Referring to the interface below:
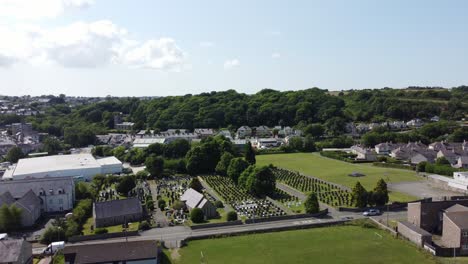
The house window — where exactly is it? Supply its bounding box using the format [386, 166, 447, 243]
[463, 244, 468, 250]
[49, 199, 53, 204]
[463, 231, 468, 237]
[59, 199, 63, 204]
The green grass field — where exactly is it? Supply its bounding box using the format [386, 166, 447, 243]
[257, 153, 421, 202]
[82, 217, 138, 235]
[165, 225, 436, 264]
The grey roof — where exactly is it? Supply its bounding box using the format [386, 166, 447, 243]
[94, 198, 142, 219]
[399, 221, 432, 236]
[63, 240, 158, 264]
[15, 189, 41, 213]
[0, 239, 27, 262]
[180, 188, 204, 209]
[445, 211, 468, 230]
[0, 177, 74, 199]
[0, 191, 15, 206]
[445, 204, 468, 213]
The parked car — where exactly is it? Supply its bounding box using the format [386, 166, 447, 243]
[43, 241, 65, 255]
[363, 209, 380, 216]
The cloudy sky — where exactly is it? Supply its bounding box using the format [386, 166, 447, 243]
[0, 0, 467, 96]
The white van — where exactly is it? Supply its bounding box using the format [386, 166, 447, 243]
[43, 241, 65, 255]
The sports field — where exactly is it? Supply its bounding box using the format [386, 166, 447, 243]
[165, 224, 435, 264]
[257, 153, 421, 202]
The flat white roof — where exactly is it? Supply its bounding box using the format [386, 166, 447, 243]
[12, 154, 101, 176]
[96, 156, 122, 166]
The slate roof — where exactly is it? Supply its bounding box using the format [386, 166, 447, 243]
[445, 211, 468, 230]
[0, 191, 15, 206]
[0, 239, 27, 262]
[63, 240, 158, 264]
[445, 204, 468, 213]
[94, 197, 142, 219]
[180, 188, 204, 209]
[15, 190, 41, 213]
[0, 177, 74, 199]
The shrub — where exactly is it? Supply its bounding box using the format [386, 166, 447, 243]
[226, 211, 238, 221]
[139, 221, 151, 231]
[40, 226, 66, 244]
[157, 199, 166, 210]
[190, 208, 204, 223]
[214, 200, 224, 208]
[173, 201, 185, 210]
[94, 228, 108, 234]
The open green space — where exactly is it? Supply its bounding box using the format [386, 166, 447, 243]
[82, 217, 138, 235]
[257, 153, 421, 202]
[165, 224, 436, 264]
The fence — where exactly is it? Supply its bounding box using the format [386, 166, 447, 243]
[68, 231, 139, 243]
[244, 209, 328, 224]
[190, 220, 243, 230]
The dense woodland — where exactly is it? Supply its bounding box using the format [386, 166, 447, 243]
[1, 86, 467, 148]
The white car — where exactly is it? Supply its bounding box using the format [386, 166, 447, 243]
[43, 241, 65, 255]
[363, 209, 380, 216]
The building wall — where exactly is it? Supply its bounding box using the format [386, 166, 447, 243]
[441, 214, 461, 248]
[41, 192, 74, 212]
[201, 201, 218, 219]
[408, 200, 468, 233]
[397, 222, 432, 247]
[95, 212, 143, 228]
[13, 167, 102, 181]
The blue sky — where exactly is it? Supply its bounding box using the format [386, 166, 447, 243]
[0, 0, 467, 96]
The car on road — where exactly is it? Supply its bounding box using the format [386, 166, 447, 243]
[42, 241, 65, 255]
[363, 209, 380, 216]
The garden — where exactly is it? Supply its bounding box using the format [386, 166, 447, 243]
[203, 175, 287, 219]
[272, 168, 353, 207]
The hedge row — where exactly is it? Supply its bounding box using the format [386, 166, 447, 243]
[372, 162, 415, 170]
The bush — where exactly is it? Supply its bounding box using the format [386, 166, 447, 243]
[40, 226, 66, 244]
[173, 201, 185, 210]
[190, 208, 204, 223]
[139, 220, 151, 231]
[94, 228, 108, 234]
[226, 211, 238, 221]
[214, 200, 224, 208]
[157, 199, 166, 210]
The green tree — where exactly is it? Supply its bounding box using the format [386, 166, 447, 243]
[304, 124, 325, 139]
[244, 142, 256, 164]
[190, 208, 204, 223]
[304, 192, 320, 214]
[288, 137, 304, 151]
[41, 137, 62, 155]
[373, 179, 389, 206]
[351, 181, 368, 208]
[189, 178, 204, 193]
[303, 136, 316, 152]
[116, 175, 136, 195]
[5, 146, 24, 163]
[436, 157, 450, 165]
[227, 158, 249, 184]
[244, 165, 276, 197]
[416, 161, 427, 172]
[227, 211, 238, 221]
[157, 199, 167, 210]
[40, 226, 66, 244]
[0, 204, 22, 232]
[215, 152, 234, 176]
[75, 182, 94, 200]
[145, 155, 164, 178]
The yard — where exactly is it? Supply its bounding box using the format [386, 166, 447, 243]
[82, 216, 138, 235]
[257, 153, 421, 202]
[164, 224, 436, 264]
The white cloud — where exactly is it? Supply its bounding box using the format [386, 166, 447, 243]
[0, 0, 94, 20]
[0, 20, 187, 70]
[199, 41, 215, 47]
[223, 59, 240, 69]
[271, 52, 281, 59]
[122, 38, 187, 71]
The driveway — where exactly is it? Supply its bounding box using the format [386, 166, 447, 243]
[388, 180, 462, 199]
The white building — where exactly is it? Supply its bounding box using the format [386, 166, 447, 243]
[0, 177, 75, 212]
[2, 154, 122, 181]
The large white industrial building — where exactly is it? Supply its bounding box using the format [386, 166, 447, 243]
[2, 154, 122, 181]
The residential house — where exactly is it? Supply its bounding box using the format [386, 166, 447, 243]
[63, 240, 159, 264]
[431, 116, 440, 122]
[0, 190, 41, 227]
[0, 239, 32, 264]
[375, 142, 399, 155]
[93, 198, 143, 228]
[115, 122, 135, 131]
[454, 156, 468, 169]
[217, 130, 232, 140]
[257, 138, 282, 149]
[254, 126, 271, 137]
[350, 145, 377, 161]
[0, 177, 75, 213]
[410, 151, 437, 165]
[441, 204, 468, 254]
[406, 118, 424, 128]
[236, 126, 252, 138]
[180, 188, 217, 219]
[194, 128, 215, 138]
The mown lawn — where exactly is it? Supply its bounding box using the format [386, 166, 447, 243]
[82, 217, 138, 235]
[257, 153, 421, 202]
[165, 225, 436, 264]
